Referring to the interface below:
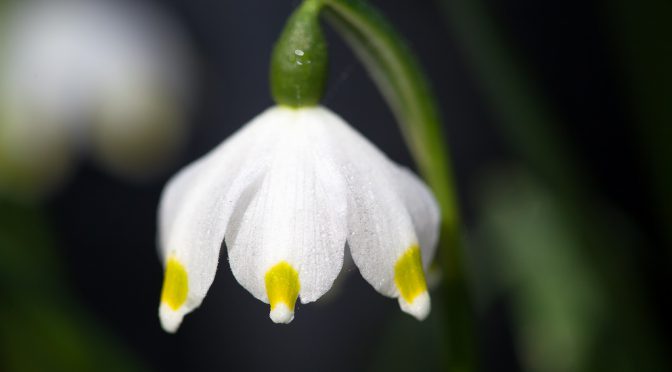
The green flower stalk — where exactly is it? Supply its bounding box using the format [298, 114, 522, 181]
[320, 0, 474, 370]
[322, 1, 460, 245]
[270, 0, 328, 107]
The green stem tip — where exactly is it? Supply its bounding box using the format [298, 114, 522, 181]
[270, 0, 328, 107]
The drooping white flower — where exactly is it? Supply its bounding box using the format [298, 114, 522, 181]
[158, 105, 440, 332]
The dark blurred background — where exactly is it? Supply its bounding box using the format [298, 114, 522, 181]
[1, 0, 670, 371]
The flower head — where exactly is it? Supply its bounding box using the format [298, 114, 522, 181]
[0, 0, 194, 198]
[158, 105, 440, 332]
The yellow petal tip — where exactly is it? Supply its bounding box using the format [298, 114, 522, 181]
[394, 245, 430, 320]
[160, 257, 189, 311]
[265, 261, 300, 324]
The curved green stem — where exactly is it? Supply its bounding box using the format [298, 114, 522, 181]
[318, 0, 474, 370]
[322, 1, 460, 260]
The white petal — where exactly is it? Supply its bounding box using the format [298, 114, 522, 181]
[226, 107, 347, 323]
[157, 107, 283, 331]
[269, 303, 294, 324]
[394, 167, 441, 268]
[318, 108, 435, 320]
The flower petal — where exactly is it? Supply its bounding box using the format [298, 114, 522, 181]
[318, 108, 434, 320]
[157, 107, 283, 332]
[226, 107, 348, 323]
[393, 167, 441, 269]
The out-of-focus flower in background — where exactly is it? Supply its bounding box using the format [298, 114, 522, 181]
[157, 106, 440, 332]
[0, 0, 195, 200]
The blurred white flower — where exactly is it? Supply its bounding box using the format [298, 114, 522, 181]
[0, 0, 194, 198]
[158, 106, 440, 332]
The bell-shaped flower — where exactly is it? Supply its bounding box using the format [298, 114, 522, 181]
[158, 105, 440, 332]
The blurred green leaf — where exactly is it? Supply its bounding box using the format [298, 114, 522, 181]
[438, 0, 584, 198]
[437, 0, 669, 369]
[0, 200, 144, 372]
[369, 301, 447, 372]
[477, 171, 604, 372]
[604, 0, 672, 253]
[475, 170, 668, 372]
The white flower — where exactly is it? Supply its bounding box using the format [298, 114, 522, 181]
[0, 0, 193, 198]
[158, 106, 440, 332]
